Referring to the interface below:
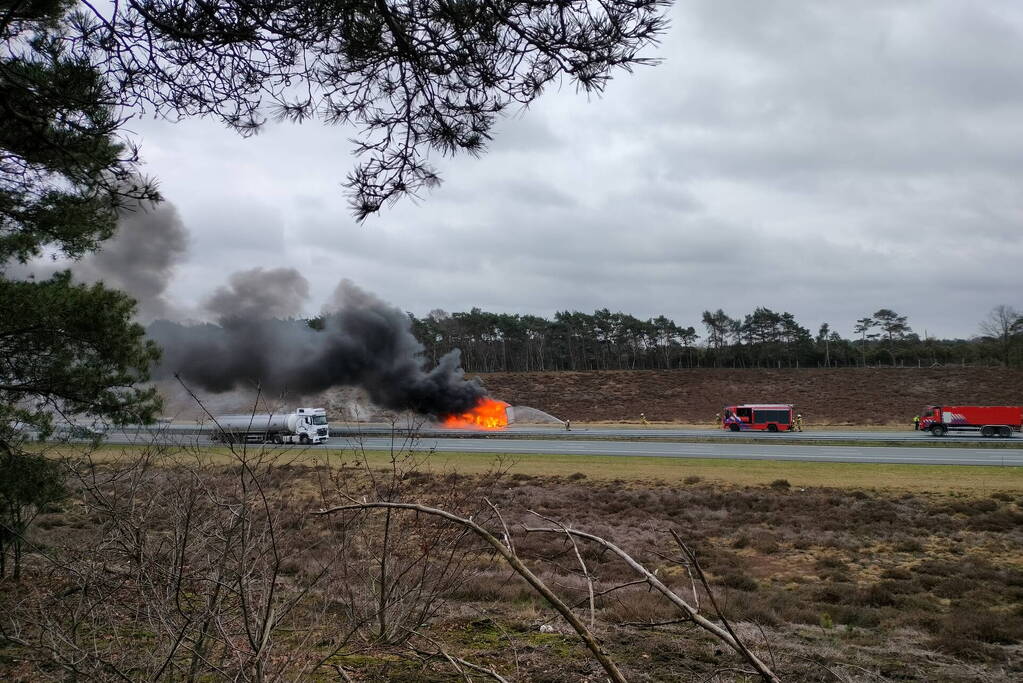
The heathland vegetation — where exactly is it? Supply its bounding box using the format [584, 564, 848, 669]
[478, 367, 1023, 425]
[2, 438, 1021, 681]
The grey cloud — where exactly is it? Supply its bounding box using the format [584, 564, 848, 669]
[185, 201, 287, 263]
[488, 113, 565, 153]
[500, 179, 577, 209]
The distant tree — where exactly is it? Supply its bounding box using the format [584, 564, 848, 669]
[406, 303, 1023, 371]
[779, 312, 811, 365]
[701, 309, 733, 351]
[817, 323, 832, 367]
[678, 325, 699, 367]
[651, 315, 681, 369]
[853, 317, 876, 367]
[873, 309, 911, 365]
[979, 305, 1022, 367]
[520, 314, 549, 371]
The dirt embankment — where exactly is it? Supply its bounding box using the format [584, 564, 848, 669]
[474, 367, 1023, 425]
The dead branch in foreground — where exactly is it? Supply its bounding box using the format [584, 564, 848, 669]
[315, 500, 785, 683]
[313, 501, 628, 683]
[522, 522, 781, 683]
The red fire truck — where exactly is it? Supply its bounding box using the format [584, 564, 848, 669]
[919, 405, 1022, 438]
[722, 404, 794, 432]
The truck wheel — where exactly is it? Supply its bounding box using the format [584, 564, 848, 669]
[300, 434, 309, 445]
[729, 424, 740, 432]
[767, 424, 778, 432]
[273, 434, 283, 444]
[981, 426, 994, 438]
[929, 424, 946, 437]
[1000, 426, 1012, 438]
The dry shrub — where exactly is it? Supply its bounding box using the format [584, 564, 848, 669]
[719, 571, 759, 592]
[929, 608, 1023, 660]
[750, 530, 780, 555]
[967, 509, 1023, 532]
[858, 583, 899, 607]
[818, 567, 852, 583]
[723, 591, 780, 626]
[932, 576, 973, 599]
[877, 578, 923, 595]
[600, 588, 678, 624]
[880, 567, 913, 580]
[893, 537, 925, 552]
[828, 604, 882, 628]
[446, 571, 538, 605]
[765, 592, 820, 626]
[815, 554, 847, 570]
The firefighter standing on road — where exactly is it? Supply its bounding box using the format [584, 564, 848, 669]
[716, 413, 722, 428]
[640, 412, 649, 425]
[795, 413, 804, 432]
[913, 415, 920, 431]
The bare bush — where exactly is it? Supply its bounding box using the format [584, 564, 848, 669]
[312, 414, 512, 649]
[3, 436, 341, 680]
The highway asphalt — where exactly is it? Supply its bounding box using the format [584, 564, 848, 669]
[91, 428, 1023, 466]
[100, 423, 1020, 443]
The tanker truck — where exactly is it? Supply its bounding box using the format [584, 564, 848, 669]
[210, 407, 330, 445]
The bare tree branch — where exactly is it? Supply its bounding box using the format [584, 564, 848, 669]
[313, 500, 627, 683]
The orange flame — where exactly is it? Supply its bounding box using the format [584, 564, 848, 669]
[442, 398, 509, 430]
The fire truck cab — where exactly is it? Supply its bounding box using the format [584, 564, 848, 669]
[722, 404, 794, 432]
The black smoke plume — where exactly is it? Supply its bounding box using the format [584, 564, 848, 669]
[5, 200, 188, 321]
[205, 267, 309, 321]
[74, 201, 189, 321]
[149, 274, 487, 416]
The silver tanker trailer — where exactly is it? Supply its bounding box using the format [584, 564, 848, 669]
[210, 407, 330, 445]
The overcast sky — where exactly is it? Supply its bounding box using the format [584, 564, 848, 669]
[116, 1, 1023, 340]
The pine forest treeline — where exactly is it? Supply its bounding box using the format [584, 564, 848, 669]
[399, 306, 1023, 373]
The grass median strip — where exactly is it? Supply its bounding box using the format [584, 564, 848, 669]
[46, 443, 1023, 494]
[504, 435, 1023, 449]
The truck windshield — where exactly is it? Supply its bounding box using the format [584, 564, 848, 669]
[310, 415, 328, 425]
